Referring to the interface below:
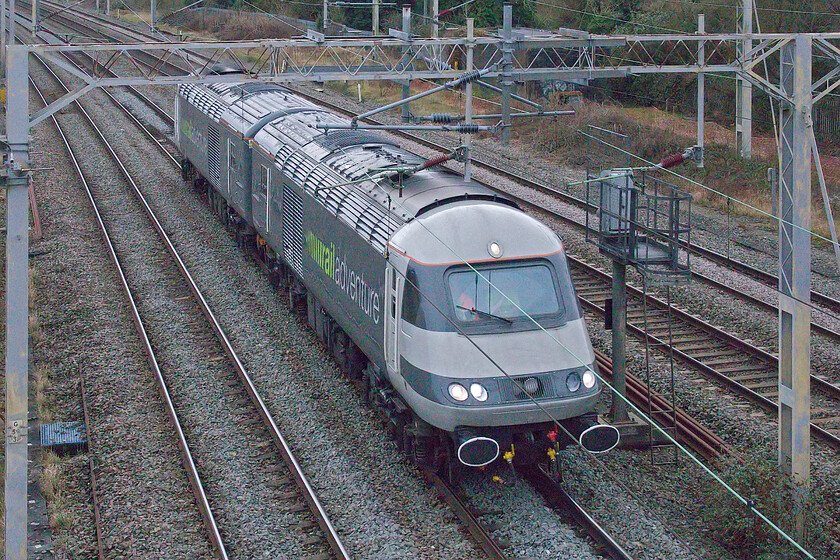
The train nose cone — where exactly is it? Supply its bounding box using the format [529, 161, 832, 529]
[457, 436, 500, 467]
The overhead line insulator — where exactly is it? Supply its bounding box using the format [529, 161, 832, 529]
[431, 113, 459, 123]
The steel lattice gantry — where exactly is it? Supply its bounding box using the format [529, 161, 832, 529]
[7, 29, 840, 557]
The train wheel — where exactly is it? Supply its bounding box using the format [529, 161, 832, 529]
[288, 281, 306, 316]
[331, 329, 349, 376]
[444, 456, 462, 485]
[402, 429, 415, 458]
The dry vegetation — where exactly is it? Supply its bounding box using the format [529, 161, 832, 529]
[176, 9, 300, 40]
[29, 268, 79, 539]
[704, 453, 840, 559]
[514, 99, 840, 244]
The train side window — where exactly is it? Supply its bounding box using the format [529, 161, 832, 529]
[258, 165, 269, 197]
[401, 268, 426, 328]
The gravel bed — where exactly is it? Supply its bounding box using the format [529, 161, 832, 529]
[459, 467, 608, 560]
[27, 68, 214, 559]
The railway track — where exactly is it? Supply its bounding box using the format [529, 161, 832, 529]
[30, 36, 350, 560]
[568, 258, 840, 449]
[424, 466, 635, 560]
[29, 69, 230, 558]
[519, 465, 634, 560]
[79, 380, 106, 560]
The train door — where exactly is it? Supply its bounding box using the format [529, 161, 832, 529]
[226, 138, 236, 196]
[385, 264, 403, 374]
[252, 163, 268, 231]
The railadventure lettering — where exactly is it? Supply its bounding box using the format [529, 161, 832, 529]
[181, 117, 206, 152]
[305, 231, 381, 324]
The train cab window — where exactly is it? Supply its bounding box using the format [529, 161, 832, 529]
[448, 264, 562, 323]
[258, 165, 269, 197]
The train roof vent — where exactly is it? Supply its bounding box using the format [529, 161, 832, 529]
[233, 82, 288, 97]
[315, 130, 394, 151]
[179, 83, 226, 120]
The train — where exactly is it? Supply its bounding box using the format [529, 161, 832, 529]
[175, 78, 619, 471]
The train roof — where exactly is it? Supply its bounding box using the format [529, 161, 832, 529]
[391, 201, 562, 266]
[178, 82, 517, 253]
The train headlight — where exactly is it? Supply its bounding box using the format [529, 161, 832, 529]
[448, 383, 469, 402]
[470, 383, 488, 402]
[582, 370, 596, 389]
[487, 241, 503, 258]
[565, 372, 581, 392]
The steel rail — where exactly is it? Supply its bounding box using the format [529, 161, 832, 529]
[30, 43, 352, 560]
[519, 465, 635, 560]
[79, 379, 106, 560]
[28, 66, 231, 560]
[421, 470, 509, 560]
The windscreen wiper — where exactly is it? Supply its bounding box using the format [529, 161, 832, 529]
[456, 305, 513, 324]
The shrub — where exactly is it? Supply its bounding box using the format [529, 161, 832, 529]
[703, 455, 840, 559]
